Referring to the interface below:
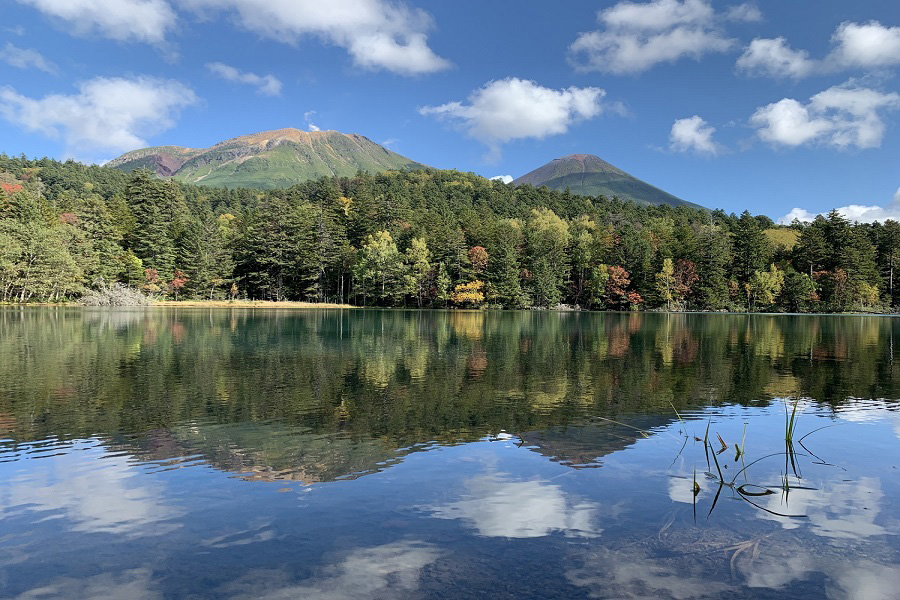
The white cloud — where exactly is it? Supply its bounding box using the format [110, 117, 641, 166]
[303, 110, 321, 132]
[737, 20, 900, 79]
[669, 115, 720, 154]
[724, 3, 762, 23]
[737, 37, 816, 78]
[569, 0, 738, 74]
[0, 42, 57, 74]
[207, 62, 281, 96]
[751, 98, 832, 146]
[780, 187, 900, 225]
[420, 78, 607, 160]
[751, 81, 900, 150]
[17, 0, 176, 45]
[830, 21, 900, 69]
[0, 76, 198, 159]
[182, 0, 449, 76]
[427, 473, 599, 538]
[490, 175, 513, 184]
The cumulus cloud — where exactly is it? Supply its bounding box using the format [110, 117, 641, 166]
[669, 115, 721, 154]
[207, 62, 281, 96]
[420, 78, 607, 160]
[830, 21, 900, 69]
[751, 81, 900, 150]
[16, 0, 176, 45]
[568, 0, 740, 74]
[182, 0, 449, 76]
[738, 20, 900, 78]
[737, 37, 816, 78]
[0, 76, 198, 159]
[490, 175, 513, 184]
[780, 187, 900, 225]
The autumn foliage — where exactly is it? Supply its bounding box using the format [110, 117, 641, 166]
[450, 280, 485, 307]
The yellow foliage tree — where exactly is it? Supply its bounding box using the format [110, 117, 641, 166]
[450, 280, 485, 307]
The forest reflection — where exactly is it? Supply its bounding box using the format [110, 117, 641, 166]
[1, 308, 897, 483]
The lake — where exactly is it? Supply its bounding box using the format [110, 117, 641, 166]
[0, 308, 898, 599]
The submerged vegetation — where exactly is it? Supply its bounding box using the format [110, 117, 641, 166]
[1, 154, 898, 312]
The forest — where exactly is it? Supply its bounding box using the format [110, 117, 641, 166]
[0, 153, 897, 313]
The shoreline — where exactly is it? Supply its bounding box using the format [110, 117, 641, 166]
[1, 301, 897, 316]
[153, 300, 354, 308]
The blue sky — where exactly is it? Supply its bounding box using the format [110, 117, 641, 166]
[0, 0, 898, 222]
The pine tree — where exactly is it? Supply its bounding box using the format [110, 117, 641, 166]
[732, 210, 770, 284]
[126, 170, 176, 281]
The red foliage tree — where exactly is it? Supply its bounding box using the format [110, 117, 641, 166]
[606, 265, 632, 309]
[170, 270, 188, 300]
[673, 259, 699, 301]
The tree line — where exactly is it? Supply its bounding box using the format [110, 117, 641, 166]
[1, 154, 897, 312]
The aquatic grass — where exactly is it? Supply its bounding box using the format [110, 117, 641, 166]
[694, 414, 827, 520]
[703, 418, 711, 471]
[785, 398, 800, 443]
[716, 432, 728, 454]
[668, 401, 686, 429]
[590, 416, 654, 439]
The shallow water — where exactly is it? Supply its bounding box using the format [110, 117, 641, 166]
[0, 308, 898, 599]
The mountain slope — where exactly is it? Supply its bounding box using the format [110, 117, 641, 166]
[107, 129, 424, 189]
[513, 154, 701, 209]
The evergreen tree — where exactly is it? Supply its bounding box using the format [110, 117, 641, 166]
[126, 170, 176, 281]
[732, 210, 770, 283]
[526, 208, 570, 308]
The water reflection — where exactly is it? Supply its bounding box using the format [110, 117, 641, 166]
[11, 568, 160, 600]
[428, 471, 599, 538]
[223, 541, 441, 600]
[0, 309, 899, 599]
[761, 477, 887, 538]
[566, 546, 732, 599]
[0, 440, 179, 536]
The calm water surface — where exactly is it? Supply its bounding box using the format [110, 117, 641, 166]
[1, 308, 899, 599]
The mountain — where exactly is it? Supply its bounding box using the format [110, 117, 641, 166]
[513, 154, 701, 209]
[107, 128, 424, 189]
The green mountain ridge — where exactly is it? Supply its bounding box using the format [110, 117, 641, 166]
[107, 129, 425, 189]
[109, 130, 698, 209]
[513, 154, 701, 209]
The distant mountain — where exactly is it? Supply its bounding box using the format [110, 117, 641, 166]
[107, 128, 424, 189]
[513, 154, 702, 209]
